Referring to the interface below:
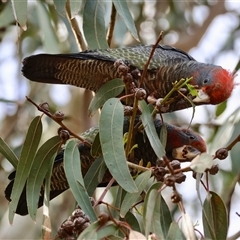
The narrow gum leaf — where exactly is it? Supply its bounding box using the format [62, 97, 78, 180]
[129, 230, 146, 239]
[84, 156, 103, 196]
[90, 132, 102, 158]
[10, 0, 27, 30]
[202, 191, 228, 240]
[83, 0, 109, 49]
[36, 2, 60, 53]
[78, 221, 118, 239]
[99, 98, 138, 193]
[88, 78, 125, 116]
[120, 170, 151, 217]
[166, 222, 186, 240]
[0, 138, 19, 169]
[139, 100, 165, 159]
[112, 0, 139, 41]
[26, 136, 62, 220]
[64, 139, 97, 222]
[125, 211, 141, 233]
[190, 153, 213, 173]
[42, 153, 56, 238]
[143, 182, 162, 238]
[53, 0, 67, 16]
[181, 213, 197, 240]
[9, 116, 42, 223]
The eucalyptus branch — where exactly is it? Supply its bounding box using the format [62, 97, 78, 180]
[93, 178, 116, 207]
[226, 134, 240, 151]
[139, 31, 163, 87]
[26, 96, 91, 147]
[127, 161, 151, 173]
[160, 77, 193, 106]
[65, 0, 88, 51]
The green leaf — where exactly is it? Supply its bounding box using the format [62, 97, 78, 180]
[202, 191, 228, 240]
[70, 0, 81, 16]
[166, 222, 186, 240]
[78, 221, 118, 239]
[10, 0, 27, 30]
[234, 58, 240, 72]
[111, 186, 124, 220]
[125, 211, 141, 233]
[0, 138, 18, 169]
[143, 182, 167, 238]
[90, 132, 102, 158]
[160, 123, 168, 150]
[215, 101, 227, 117]
[229, 119, 240, 180]
[42, 153, 56, 239]
[112, 0, 139, 41]
[158, 191, 172, 238]
[0, 1, 15, 28]
[120, 170, 151, 217]
[186, 83, 198, 97]
[9, 116, 42, 223]
[36, 2, 60, 53]
[83, 0, 108, 49]
[129, 230, 146, 239]
[98, 160, 107, 183]
[190, 153, 213, 173]
[64, 139, 97, 222]
[26, 136, 62, 220]
[99, 98, 138, 193]
[53, 0, 67, 16]
[84, 156, 104, 196]
[88, 78, 125, 116]
[180, 213, 197, 240]
[139, 100, 165, 159]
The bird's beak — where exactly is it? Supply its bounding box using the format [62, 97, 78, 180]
[172, 145, 201, 161]
[192, 89, 210, 103]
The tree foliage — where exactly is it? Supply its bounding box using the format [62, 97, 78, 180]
[0, 0, 240, 239]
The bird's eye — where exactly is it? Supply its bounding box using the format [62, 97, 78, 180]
[203, 78, 209, 84]
[189, 135, 195, 140]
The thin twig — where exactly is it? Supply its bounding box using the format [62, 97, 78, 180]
[227, 230, 240, 240]
[139, 31, 163, 87]
[107, 3, 117, 47]
[26, 96, 91, 147]
[94, 178, 116, 207]
[226, 134, 240, 151]
[127, 161, 152, 173]
[65, 0, 87, 51]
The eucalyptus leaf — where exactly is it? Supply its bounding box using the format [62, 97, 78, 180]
[64, 139, 97, 222]
[78, 221, 118, 239]
[11, 0, 27, 30]
[83, 0, 108, 49]
[202, 191, 228, 240]
[120, 170, 151, 217]
[26, 136, 61, 220]
[84, 156, 104, 196]
[112, 0, 139, 41]
[9, 116, 42, 223]
[139, 100, 165, 159]
[88, 78, 125, 116]
[0, 138, 18, 169]
[99, 98, 137, 193]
